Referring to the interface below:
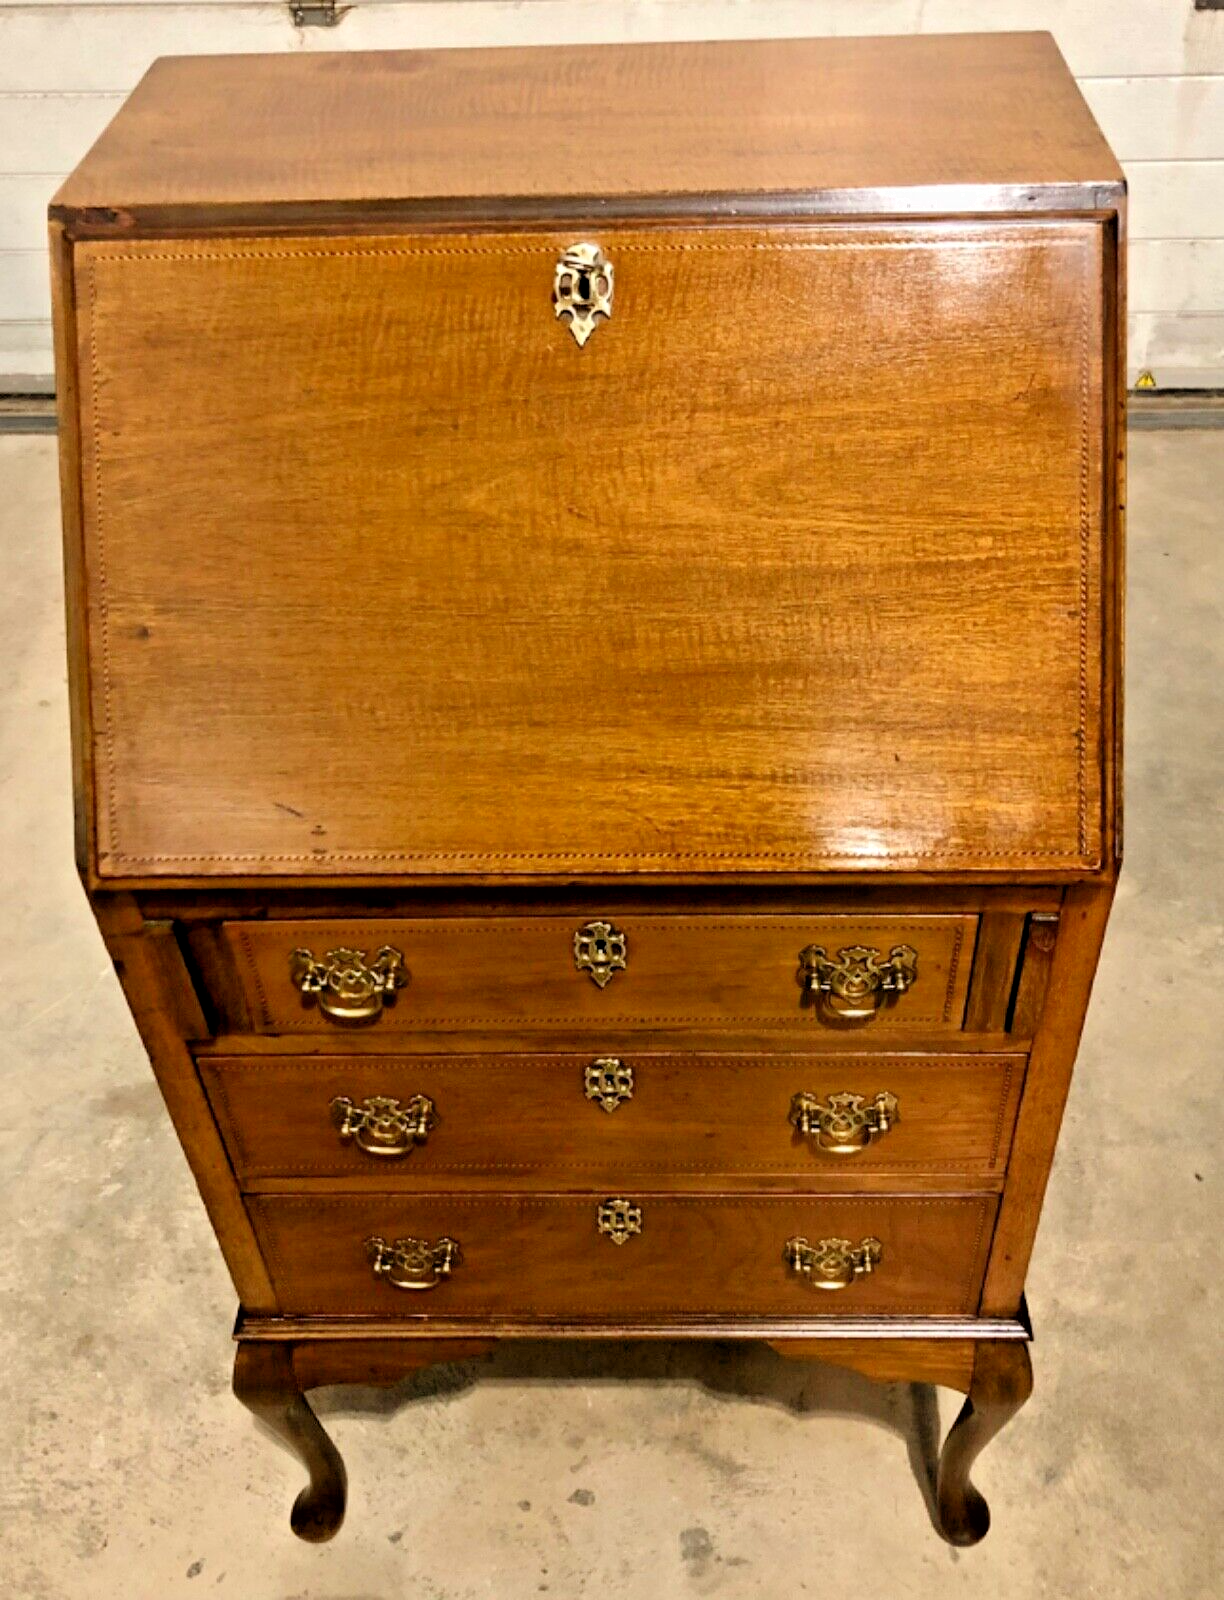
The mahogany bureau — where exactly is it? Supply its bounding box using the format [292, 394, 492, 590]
[51, 33, 1124, 1545]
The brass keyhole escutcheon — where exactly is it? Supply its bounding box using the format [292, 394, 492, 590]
[574, 920, 628, 988]
[584, 1058, 634, 1113]
[553, 242, 613, 346]
[597, 1198, 642, 1245]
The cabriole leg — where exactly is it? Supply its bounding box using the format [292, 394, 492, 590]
[936, 1340, 1033, 1546]
[233, 1340, 347, 1543]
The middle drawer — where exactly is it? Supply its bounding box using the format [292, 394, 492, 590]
[201, 1052, 1024, 1185]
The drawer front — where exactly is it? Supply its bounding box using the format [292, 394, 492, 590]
[203, 1052, 1024, 1183]
[76, 222, 1107, 880]
[221, 914, 975, 1034]
[249, 1193, 997, 1317]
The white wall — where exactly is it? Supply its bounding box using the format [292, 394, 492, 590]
[2, 0, 1223, 388]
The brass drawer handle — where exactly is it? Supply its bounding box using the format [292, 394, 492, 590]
[584, 1057, 633, 1113]
[798, 943, 917, 1021]
[789, 1090, 899, 1156]
[553, 242, 613, 346]
[365, 1235, 461, 1292]
[331, 1094, 435, 1158]
[785, 1235, 882, 1292]
[289, 944, 407, 1022]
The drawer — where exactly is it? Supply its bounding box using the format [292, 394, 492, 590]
[76, 223, 1108, 881]
[248, 1193, 997, 1318]
[202, 1052, 1024, 1184]
[220, 914, 976, 1034]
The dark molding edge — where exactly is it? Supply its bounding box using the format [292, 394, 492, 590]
[52, 182, 1126, 240]
[235, 1313, 1032, 1342]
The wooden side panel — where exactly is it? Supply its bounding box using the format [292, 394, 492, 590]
[95, 907, 277, 1309]
[49, 217, 96, 876]
[73, 221, 1107, 879]
[201, 1051, 1025, 1185]
[221, 914, 975, 1034]
[248, 1192, 997, 1318]
[981, 883, 1114, 1314]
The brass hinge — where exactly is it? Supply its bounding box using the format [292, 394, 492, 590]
[289, 0, 349, 25]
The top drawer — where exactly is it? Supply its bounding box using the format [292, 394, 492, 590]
[219, 913, 975, 1034]
[72, 221, 1110, 881]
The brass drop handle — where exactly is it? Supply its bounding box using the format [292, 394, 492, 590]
[331, 1094, 435, 1158]
[798, 943, 917, 1021]
[789, 1090, 898, 1156]
[785, 1236, 882, 1292]
[365, 1235, 461, 1292]
[289, 944, 407, 1022]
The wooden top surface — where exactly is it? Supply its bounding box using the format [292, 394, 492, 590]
[54, 33, 1122, 220]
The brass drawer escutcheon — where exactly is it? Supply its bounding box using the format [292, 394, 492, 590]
[784, 1235, 882, 1292]
[798, 943, 917, 1022]
[289, 944, 407, 1022]
[553, 242, 613, 346]
[584, 1057, 634, 1113]
[597, 1197, 642, 1245]
[789, 1090, 899, 1156]
[574, 920, 628, 989]
[365, 1235, 461, 1291]
[330, 1093, 435, 1158]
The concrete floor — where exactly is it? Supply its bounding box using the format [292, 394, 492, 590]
[1, 429, 1221, 1598]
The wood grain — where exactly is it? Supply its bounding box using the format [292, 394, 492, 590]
[290, 1337, 495, 1390]
[936, 1339, 1034, 1545]
[980, 883, 1115, 1315]
[74, 221, 1106, 880]
[769, 1336, 980, 1394]
[221, 914, 974, 1035]
[964, 912, 1027, 1034]
[1009, 913, 1060, 1037]
[201, 1051, 1025, 1186]
[92, 902, 276, 1308]
[51, 35, 1121, 222]
[49, 216, 95, 877]
[247, 1192, 997, 1319]
[232, 1341, 346, 1542]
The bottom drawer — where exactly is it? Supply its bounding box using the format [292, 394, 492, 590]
[249, 1193, 996, 1318]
